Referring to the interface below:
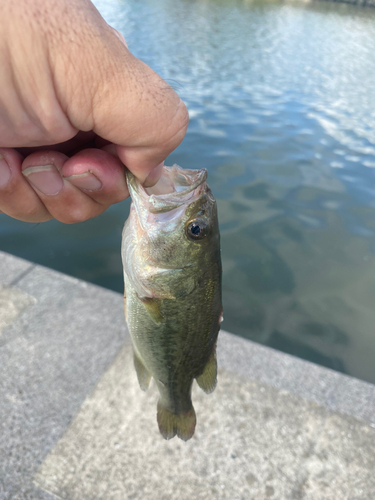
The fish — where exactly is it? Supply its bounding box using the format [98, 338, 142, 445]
[121, 164, 222, 441]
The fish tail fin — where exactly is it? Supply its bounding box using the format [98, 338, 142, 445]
[157, 402, 196, 441]
[133, 351, 151, 391]
[196, 351, 217, 394]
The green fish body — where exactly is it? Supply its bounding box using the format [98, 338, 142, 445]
[122, 165, 222, 441]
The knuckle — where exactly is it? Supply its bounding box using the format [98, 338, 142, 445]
[0, 184, 13, 196]
[56, 205, 97, 224]
[59, 210, 87, 225]
[0, 205, 51, 223]
[0, 190, 44, 221]
[24, 204, 47, 220]
[38, 114, 76, 145]
[107, 192, 128, 205]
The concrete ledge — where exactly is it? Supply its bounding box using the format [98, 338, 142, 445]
[1, 250, 375, 499]
[218, 332, 375, 426]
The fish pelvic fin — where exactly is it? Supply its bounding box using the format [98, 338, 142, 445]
[157, 402, 196, 441]
[133, 351, 151, 391]
[196, 351, 217, 394]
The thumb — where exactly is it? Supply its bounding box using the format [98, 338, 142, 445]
[50, 5, 189, 183]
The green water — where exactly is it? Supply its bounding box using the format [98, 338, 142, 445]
[2, 0, 375, 383]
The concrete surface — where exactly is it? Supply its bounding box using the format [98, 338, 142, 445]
[1, 250, 375, 500]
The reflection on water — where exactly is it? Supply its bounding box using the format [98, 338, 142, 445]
[2, 0, 375, 383]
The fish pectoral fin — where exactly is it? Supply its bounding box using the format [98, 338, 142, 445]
[133, 351, 151, 391]
[157, 401, 196, 441]
[196, 351, 217, 394]
[140, 297, 164, 324]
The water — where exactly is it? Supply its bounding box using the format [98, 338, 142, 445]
[2, 0, 375, 384]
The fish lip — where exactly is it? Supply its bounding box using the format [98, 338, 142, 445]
[127, 165, 208, 214]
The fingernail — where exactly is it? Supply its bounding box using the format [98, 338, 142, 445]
[64, 172, 102, 191]
[0, 154, 11, 187]
[22, 164, 63, 196]
[143, 163, 164, 188]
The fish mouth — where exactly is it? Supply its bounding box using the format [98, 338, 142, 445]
[127, 165, 208, 214]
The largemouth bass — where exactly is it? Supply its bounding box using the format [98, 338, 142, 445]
[121, 165, 222, 441]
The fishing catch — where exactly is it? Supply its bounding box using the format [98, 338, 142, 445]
[122, 165, 222, 441]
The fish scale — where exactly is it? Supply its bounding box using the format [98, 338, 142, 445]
[122, 165, 222, 441]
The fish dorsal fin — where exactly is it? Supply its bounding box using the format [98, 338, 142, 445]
[196, 351, 217, 394]
[133, 351, 151, 391]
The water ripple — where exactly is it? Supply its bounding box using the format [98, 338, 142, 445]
[2, 0, 375, 383]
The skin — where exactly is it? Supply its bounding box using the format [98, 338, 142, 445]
[0, 0, 189, 223]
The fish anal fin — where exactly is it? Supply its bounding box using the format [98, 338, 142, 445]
[157, 402, 196, 441]
[196, 351, 217, 394]
[133, 351, 151, 391]
[140, 297, 164, 324]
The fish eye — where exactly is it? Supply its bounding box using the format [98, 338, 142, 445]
[186, 219, 208, 240]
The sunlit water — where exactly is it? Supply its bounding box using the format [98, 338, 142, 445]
[2, 0, 375, 383]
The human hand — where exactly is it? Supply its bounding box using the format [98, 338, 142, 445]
[0, 0, 188, 223]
